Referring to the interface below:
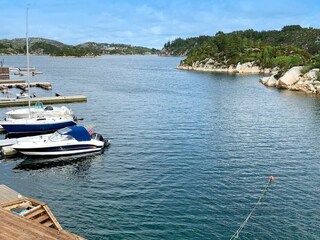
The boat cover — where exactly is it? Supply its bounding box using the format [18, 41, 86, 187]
[58, 126, 91, 141]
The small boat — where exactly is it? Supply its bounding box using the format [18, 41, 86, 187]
[0, 116, 76, 134]
[18, 71, 43, 76]
[15, 92, 29, 99]
[12, 126, 109, 156]
[18, 67, 36, 71]
[6, 102, 73, 119]
[9, 67, 19, 71]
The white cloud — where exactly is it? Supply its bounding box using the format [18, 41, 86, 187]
[135, 4, 165, 21]
[2, 0, 320, 49]
[141, 26, 162, 35]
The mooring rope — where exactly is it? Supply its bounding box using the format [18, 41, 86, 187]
[229, 176, 275, 240]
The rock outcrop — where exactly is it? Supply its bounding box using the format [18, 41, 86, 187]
[278, 66, 303, 88]
[260, 67, 320, 94]
[177, 58, 278, 74]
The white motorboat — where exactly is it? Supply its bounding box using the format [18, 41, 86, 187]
[6, 102, 73, 119]
[12, 126, 109, 156]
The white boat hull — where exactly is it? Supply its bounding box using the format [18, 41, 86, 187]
[18, 147, 103, 156]
[6, 106, 73, 119]
[11, 126, 108, 157]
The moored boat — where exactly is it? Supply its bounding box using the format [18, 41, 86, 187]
[6, 102, 73, 119]
[0, 116, 76, 134]
[12, 126, 109, 156]
[18, 67, 36, 71]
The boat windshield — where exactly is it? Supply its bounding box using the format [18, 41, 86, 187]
[49, 131, 74, 142]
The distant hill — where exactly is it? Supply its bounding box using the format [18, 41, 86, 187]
[77, 42, 159, 55]
[0, 38, 159, 57]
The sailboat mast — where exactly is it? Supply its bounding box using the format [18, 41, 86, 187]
[26, 7, 31, 118]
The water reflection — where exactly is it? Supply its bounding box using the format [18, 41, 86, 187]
[14, 154, 97, 171]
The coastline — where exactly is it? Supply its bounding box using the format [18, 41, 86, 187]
[177, 59, 320, 95]
[177, 59, 278, 74]
[260, 66, 320, 94]
[0, 53, 160, 58]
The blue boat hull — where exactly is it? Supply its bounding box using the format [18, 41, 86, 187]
[1, 121, 76, 134]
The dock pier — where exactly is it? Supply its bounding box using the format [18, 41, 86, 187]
[0, 95, 87, 107]
[0, 80, 26, 84]
[0, 81, 52, 91]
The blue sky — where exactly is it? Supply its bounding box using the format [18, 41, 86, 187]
[1, 0, 320, 49]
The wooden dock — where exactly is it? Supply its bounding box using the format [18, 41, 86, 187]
[0, 80, 26, 84]
[0, 95, 87, 107]
[0, 184, 85, 240]
[0, 82, 52, 91]
[0, 184, 22, 203]
[0, 67, 9, 80]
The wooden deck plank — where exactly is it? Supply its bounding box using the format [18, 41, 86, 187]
[0, 208, 84, 240]
[22, 206, 44, 219]
[43, 220, 54, 227]
[0, 186, 85, 239]
[0, 197, 45, 208]
[43, 204, 64, 231]
[34, 214, 50, 223]
[0, 184, 22, 203]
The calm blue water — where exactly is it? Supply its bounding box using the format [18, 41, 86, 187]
[1, 55, 320, 240]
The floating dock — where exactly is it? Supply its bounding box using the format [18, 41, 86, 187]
[0, 95, 87, 107]
[0, 80, 26, 84]
[0, 184, 85, 240]
[0, 82, 52, 91]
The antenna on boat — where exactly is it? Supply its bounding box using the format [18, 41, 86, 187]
[26, 7, 31, 118]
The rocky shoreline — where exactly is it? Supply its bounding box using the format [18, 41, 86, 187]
[260, 66, 320, 94]
[178, 58, 320, 95]
[177, 58, 278, 74]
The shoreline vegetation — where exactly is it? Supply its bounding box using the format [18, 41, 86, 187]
[0, 38, 159, 57]
[162, 25, 320, 95]
[3, 25, 320, 95]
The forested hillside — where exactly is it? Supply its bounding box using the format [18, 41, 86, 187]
[0, 38, 159, 57]
[162, 25, 320, 71]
